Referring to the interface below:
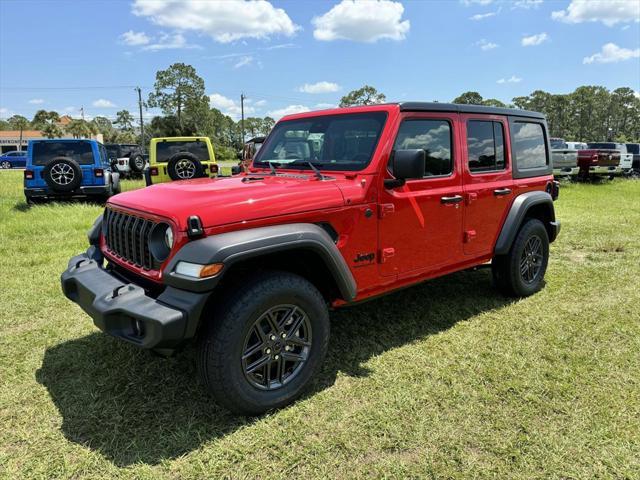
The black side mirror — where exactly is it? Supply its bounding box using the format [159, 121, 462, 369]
[385, 149, 425, 188]
[231, 165, 242, 175]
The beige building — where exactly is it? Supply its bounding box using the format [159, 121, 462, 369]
[0, 128, 103, 154]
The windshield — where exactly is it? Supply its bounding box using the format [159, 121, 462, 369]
[550, 139, 567, 149]
[31, 141, 95, 166]
[253, 112, 387, 171]
[155, 141, 210, 162]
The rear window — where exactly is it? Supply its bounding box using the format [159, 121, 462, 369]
[511, 122, 547, 169]
[155, 141, 210, 162]
[105, 145, 120, 159]
[587, 143, 617, 150]
[31, 141, 95, 166]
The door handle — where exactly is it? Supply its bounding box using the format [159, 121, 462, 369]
[440, 195, 463, 204]
[493, 188, 512, 196]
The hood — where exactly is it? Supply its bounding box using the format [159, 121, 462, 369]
[109, 174, 348, 230]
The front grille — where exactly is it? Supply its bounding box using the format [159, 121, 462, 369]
[104, 207, 155, 270]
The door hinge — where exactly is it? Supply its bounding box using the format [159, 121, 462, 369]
[379, 203, 395, 218]
[379, 247, 395, 263]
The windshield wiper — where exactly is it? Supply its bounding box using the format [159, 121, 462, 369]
[305, 161, 325, 180]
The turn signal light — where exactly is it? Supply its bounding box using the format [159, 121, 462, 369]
[150, 166, 159, 176]
[200, 263, 224, 278]
[94, 168, 104, 177]
[210, 164, 219, 174]
[24, 170, 34, 180]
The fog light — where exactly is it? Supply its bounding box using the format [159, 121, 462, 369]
[175, 261, 223, 278]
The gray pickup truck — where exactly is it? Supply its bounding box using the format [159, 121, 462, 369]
[551, 138, 579, 178]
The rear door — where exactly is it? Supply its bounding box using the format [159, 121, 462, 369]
[378, 112, 464, 276]
[461, 115, 513, 256]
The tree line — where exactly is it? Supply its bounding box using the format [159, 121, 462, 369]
[2, 63, 638, 160]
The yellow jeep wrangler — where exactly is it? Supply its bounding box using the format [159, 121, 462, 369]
[145, 136, 218, 186]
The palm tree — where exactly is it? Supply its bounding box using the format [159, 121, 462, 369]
[41, 123, 64, 139]
[8, 115, 30, 151]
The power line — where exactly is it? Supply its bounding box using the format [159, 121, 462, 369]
[0, 85, 149, 91]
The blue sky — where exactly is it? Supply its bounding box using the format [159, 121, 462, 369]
[1, 0, 638, 123]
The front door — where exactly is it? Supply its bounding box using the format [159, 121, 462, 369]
[461, 115, 514, 256]
[378, 113, 464, 277]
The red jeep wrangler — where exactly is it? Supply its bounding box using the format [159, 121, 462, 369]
[61, 103, 560, 415]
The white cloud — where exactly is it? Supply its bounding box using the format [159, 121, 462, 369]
[267, 105, 310, 120]
[583, 42, 640, 64]
[209, 93, 255, 119]
[142, 32, 200, 51]
[475, 39, 499, 50]
[133, 0, 299, 43]
[635, 91, 640, 99]
[313, 0, 410, 42]
[120, 30, 151, 46]
[298, 81, 341, 94]
[513, 0, 543, 9]
[470, 12, 496, 20]
[28, 99, 45, 105]
[314, 103, 337, 109]
[92, 99, 117, 108]
[254, 99, 267, 107]
[233, 56, 254, 69]
[552, 0, 640, 27]
[0, 107, 12, 117]
[497, 75, 522, 84]
[522, 32, 549, 46]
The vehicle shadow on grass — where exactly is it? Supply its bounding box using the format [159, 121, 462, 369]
[36, 268, 513, 467]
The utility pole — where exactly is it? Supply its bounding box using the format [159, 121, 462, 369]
[136, 87, 145, 152]
[240, 93, 245, 146]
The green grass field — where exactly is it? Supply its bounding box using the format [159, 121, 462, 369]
[1, 170, 639, 479]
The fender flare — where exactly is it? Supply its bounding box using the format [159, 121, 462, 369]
[163, 223, 357, 301]
[494, 191, 558, 256]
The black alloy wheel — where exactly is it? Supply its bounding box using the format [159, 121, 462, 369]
[242, 304, 312, 391]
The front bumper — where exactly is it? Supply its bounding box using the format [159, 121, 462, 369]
[553, 167, 579, 176]
[61, 251, 209, 349]
[25, 185, 110, 197]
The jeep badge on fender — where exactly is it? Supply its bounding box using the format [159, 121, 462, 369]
[61, 102, 560, 415]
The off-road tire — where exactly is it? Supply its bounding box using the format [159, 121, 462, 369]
[42, 157, 82, 192]
[167, 152, 204, 181]
[197, 271, 330, 415]
[129, 154, 145, 174]
[492, 218, 549, 297]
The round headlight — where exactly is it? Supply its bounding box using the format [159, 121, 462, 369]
[149, 222, 173, 262]
[164, 226, 174, 249]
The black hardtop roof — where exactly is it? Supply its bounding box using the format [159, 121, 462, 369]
[398, 102, 545, 119]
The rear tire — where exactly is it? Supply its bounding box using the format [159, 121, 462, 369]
[197, 271, 329, 415]
[492, 218, 549, 297]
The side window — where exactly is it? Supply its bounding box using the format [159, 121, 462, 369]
[467, 120, 505, 173]
[393, 119, 452, 177]
[511, 122, 547, 169]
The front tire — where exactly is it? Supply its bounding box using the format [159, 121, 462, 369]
[197, 271, 329, 415]
[492, 218, 549, 297]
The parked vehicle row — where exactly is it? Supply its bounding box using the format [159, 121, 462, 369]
[551, 138, 639, 180]
[105, 143, 147, 179]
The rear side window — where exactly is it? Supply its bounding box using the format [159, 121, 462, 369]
[393, 119, 452, 176]
[627, 144, 639, 154]
[467, 120, 505, 173]
[31, 141, 95, 166]
[511, 122, 547, 169]
[156, 141, 210, 162]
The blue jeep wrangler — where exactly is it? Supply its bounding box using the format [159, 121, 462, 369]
[24, 139, 120, 204]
